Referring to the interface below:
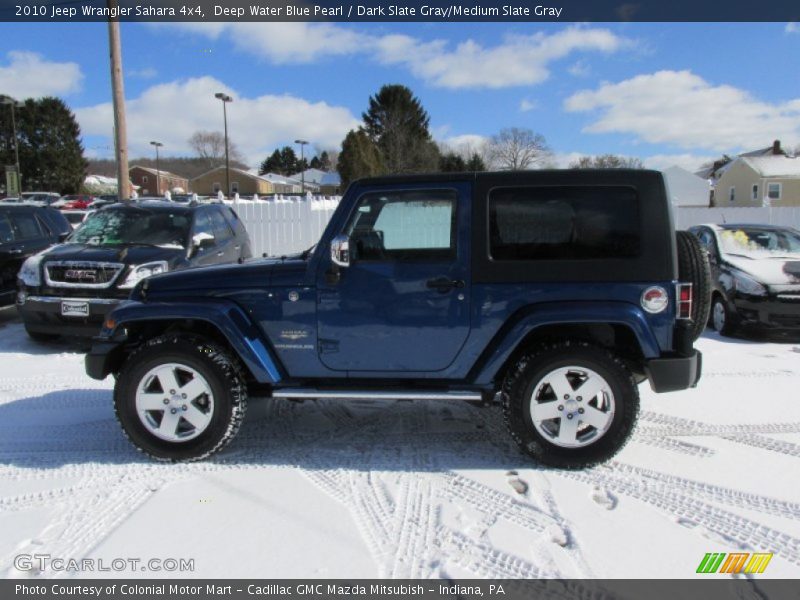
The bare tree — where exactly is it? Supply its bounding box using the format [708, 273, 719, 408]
[488, 127, 551, 170]
[188, 130, 243, 168]
[569, 154, 645, 169]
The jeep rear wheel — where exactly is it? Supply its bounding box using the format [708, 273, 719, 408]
[503, 342, 639, 469]
[676, 230, 712, 341]
[114, 335, 247, 461]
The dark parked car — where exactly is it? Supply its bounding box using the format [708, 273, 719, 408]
[21, 192, 61, 206]
[689, 223, 800, 335]
[1, 205, 70, 307]
[17, 201, 251, 339]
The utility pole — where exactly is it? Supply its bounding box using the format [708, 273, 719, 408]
[1, 95, 23, 193]
[294, 139, 309, 194]
[214, 92, 233, 197]
[107, 0, 130, 200]
[150, 140, 163, 195]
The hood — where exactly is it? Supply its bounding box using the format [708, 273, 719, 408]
[141, 256, 309, 295]
[724, 254, 800, 285]
[42, 243, 187, 266]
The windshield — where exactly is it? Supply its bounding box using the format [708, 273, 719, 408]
[718, 227, 800, 258]
[69, 208, 191, 247]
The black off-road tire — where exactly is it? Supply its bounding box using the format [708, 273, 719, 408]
[502, 341, 639, 469]
[710, 294, 739, 337]
[114, 334, 247, 461]
[676, 230, 712, 341]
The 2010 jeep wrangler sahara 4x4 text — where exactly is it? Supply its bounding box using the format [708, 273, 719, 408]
[86, 170, 708, 469]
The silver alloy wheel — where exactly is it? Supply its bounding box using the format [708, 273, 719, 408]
[529, 366, 615, 448]
[135, 363, 215, 442]
[712, 299, 726, 332]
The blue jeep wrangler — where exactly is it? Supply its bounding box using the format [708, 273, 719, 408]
[86, 170, 707, 468]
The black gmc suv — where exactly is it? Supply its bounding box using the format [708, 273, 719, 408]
[17, 200, 251, 339]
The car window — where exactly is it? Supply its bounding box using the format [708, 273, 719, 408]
[0, 213, 13, 243]
[489, 186, 640, 260]
[11, 212, 44, 241]
[71, 208, 191, 247]
[346, 190, 457, 261]
[210, 208, 234, 243]
[192, 211, 216, 247]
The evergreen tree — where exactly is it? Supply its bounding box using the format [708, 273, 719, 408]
[0, 96, 87, 193]
[362, 84, 440, 174]
[337, 129, 383, 188]
[258, 149, 283, 175]
[309, 155, 322, 170]
[319, 150, 332, 171]
[465, 152, 486, 171]
[279, 146, 298, 174]
[439, 152, 467, 172]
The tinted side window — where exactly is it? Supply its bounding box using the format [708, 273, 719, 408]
[210, 208, 234, 243]
[489, 186, 640, 260]
[347, 190, 456, 261]
[0, 213, 13, 243]
[11, 212, 44, 241]
[192, 211, 215, 245]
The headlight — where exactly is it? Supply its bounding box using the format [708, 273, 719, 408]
[119, 261, 168, 289]
[733, 271, 767, 296]
[18, 254, 43, 286]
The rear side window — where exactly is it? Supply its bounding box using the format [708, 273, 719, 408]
[210, 208, 234, 243]
[10, 212, 44, 241]
[0, 213, 13, 243]
[489, 186, 640, 260]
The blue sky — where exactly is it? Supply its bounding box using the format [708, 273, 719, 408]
[1, 21, 798, 171]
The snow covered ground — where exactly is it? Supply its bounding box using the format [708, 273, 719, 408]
[0, 305, 799, 579]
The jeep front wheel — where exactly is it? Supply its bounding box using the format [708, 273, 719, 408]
[114, 335, 247, 461]
[503, 342, 639, 469]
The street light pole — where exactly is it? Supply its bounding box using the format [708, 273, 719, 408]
[214, 92, 233, 197]
[294, 139, 309, 194]
[150, 140, 163, 195]
[1, 95, 23, 193]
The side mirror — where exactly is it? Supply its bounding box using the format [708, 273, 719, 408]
[192, 232, 216, 250]
[58, 232, 70, 242]
[330, 234, 350, 267]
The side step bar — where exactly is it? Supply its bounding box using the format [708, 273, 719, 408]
[271, 388, 482, 401]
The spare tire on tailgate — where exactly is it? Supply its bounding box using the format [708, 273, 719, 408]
[676, 230, 712, 341]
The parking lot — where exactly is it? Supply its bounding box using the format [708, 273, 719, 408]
[0, 306, 799, 579]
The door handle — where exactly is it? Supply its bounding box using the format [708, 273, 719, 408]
[426, 277, 465, 293]
[216, 251, 224, 257]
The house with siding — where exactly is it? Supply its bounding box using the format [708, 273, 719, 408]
[716, 155, 800, 207]
[190, 167, 274, 196]
[129, 166, 188, 196]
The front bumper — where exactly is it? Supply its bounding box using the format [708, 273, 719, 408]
[733, 294, 800, 331]
[17, 294, 121, 337]
[86, 340, 124, 380]
[645, 350, 702, 393]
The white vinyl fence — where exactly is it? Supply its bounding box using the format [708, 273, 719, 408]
[675, 206, 800, 230]
[231, 195, 340, 257]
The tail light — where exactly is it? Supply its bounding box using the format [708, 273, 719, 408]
[676, 283, 693, 320]
[641, 286, 669, 313]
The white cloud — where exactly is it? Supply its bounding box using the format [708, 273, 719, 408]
[161, 23, 626, 89]
[519, 99, 538, 112]
[375, 27, 626, 89]
[440, 134, 490, 154]
[129, 67, 158, 79]
[75, 77, 360, 166]
[161, 22, 367, 64]
[0, 51, 83, 99]
[568, 60, 591, 77]
[642, 153, 715, 172]
[565, 70, 800, 152]
[787, 22, 799, 34]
